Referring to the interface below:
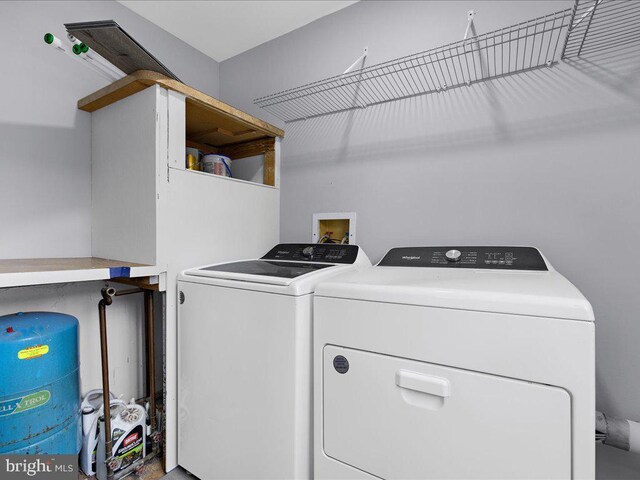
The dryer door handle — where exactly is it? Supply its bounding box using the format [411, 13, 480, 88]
[396, 370, 451, 398]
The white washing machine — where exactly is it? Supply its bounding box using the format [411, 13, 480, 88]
[314, 246, 595, 480]
[177, 243, 370, 480]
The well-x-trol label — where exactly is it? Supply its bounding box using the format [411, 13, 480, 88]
[0, 390, 51, 417]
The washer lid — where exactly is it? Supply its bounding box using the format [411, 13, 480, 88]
[180, 243, 372, 292]
[315, 246, 594, 321]
[189, 260, 334, 285]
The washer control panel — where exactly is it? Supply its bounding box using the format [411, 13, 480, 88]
[378, 246, 548, 271]
[261, 243, 360, 264]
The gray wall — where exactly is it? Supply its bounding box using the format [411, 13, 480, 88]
[0, 0, 219, 259]
[219, 1, 640, 477]
[0, 0, 219, 413]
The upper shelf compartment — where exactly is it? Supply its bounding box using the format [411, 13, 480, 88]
[79, 70, 283, 186]
[78, 70, 284, 146]
[254, 8, 574, 123]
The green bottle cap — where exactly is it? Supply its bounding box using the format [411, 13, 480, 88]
[80, 43, 89, 53]
[44, 33, 54, 45]
[72, 44, 82, 55]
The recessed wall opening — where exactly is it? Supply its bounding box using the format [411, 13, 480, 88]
[312, 212, 357, 244]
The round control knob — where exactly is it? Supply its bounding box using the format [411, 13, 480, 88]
[445, 249, 462, 262]
[302, 246, 314, 258]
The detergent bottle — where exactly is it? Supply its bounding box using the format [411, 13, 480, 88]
[79, 389, 116, 476]
[96, 398, 146, 479]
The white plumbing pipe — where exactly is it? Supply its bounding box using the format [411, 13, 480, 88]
[45, 33, 116, 81]
[45, 33, 74, 57]
[68, 33, 126, 79]
[78, 53, 121, 82]
[84, 49, 126, 79]
[596, 410, 640, 454]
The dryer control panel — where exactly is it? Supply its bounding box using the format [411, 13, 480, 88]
[261, 243, 360, 264]
[378, 246, 548, 271]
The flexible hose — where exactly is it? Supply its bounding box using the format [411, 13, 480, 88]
[596, 410, 640, 454]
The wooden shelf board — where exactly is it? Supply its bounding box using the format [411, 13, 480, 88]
[185, 100, 268, 147]
[78, 70, 284, 147]
[0, 257, 163, 289]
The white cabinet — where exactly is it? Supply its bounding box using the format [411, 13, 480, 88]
[89, 78, 283, 470]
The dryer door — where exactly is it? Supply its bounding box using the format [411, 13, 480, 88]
[323, 346, 571, 479]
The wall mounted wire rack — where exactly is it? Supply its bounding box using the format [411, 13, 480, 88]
[254, 8, 574, 123]
[562, 0, 640, 59]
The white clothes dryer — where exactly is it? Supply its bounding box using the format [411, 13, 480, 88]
[314, 246, 594, 480]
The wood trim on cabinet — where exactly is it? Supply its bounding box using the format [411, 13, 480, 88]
[263, 149, 276, 187]
[78, 70, 284, 139]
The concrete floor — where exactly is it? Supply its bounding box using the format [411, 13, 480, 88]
[160, 466, 195, 480]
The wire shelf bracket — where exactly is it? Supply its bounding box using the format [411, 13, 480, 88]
[343, 47, 368, 75]
[463, 10, 478, 40]
[561, 0, 640, 59]
[254, 8, 574, 123]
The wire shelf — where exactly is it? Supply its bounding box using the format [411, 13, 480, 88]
[254, 9, 573, 123]
[562, 0, 640, 59]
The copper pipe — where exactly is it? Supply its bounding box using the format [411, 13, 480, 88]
[99, 285, 156, 477]
[98, 288, 114, 478]
[144, 290, 157, 436]
[99, 286, 143, 478]
[102, 287, 115, 303]
[114, 287, 143, 297]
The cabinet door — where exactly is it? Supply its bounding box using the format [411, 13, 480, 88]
[91, 85, 162, 265]
[323, 346, 571, 479]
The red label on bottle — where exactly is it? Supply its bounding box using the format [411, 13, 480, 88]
[123, 432, 139, 447]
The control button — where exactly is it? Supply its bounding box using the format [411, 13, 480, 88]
[302, 246, 314, 258]
[445, 249, 462, 262]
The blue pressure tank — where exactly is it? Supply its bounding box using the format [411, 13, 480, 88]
[0, 312, 81, 454]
